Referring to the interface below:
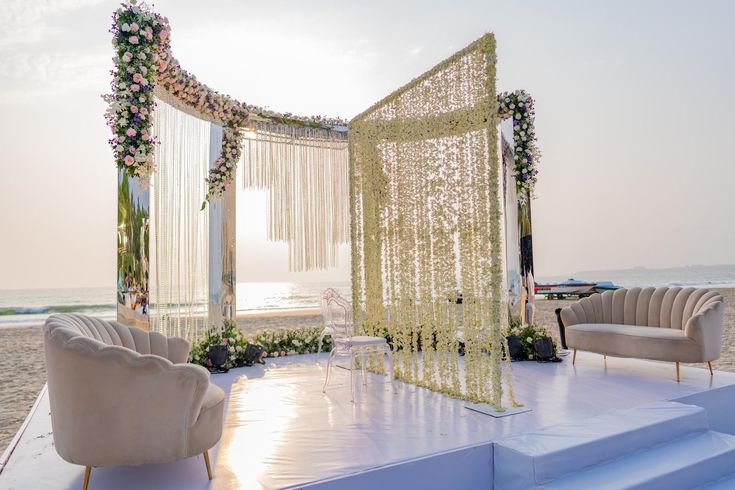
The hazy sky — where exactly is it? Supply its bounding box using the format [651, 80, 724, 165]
[1, 0, 733, 289]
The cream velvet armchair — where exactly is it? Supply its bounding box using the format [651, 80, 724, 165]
[560, 287, 724, 381]
[43, 314, 225, 489]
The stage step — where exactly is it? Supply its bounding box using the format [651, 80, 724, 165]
[700, 473, 735, 489]
[544, 430, 735, 489]
[494, 401, 709, 489]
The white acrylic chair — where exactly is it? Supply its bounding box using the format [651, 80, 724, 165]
[320, 288, 395, 401]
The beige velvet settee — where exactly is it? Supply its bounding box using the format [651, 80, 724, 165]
[43, 314, 225, 489]
[560, 287, 724, 381]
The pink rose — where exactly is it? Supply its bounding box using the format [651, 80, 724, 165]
[133, 73, 143, 83]
[117, 136, 125, 143]
[141, 133, 150, 141]
[130, 84, 140, 92]
[222, 337, 228, 344]
[128, 146, 136, 154]
[140, 107, 148, 115]
[130, 23, 139, 33]
[130, 105, 138, 113]
[159, 30, 169, 41]
[128, 36, 139, 45]
[280, 351, 285, 357]
[124, 155, 134, 166]
[122, 52, 132, 62]
[125, 128, 136, 137]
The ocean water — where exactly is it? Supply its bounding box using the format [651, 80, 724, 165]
[0, 282, 351, 328]
[539, 264, 735, 289]
[1, 265, 733, 328]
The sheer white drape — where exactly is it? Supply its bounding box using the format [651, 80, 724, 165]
[150, 98, 211, 340]
[241, 124, 349, 271]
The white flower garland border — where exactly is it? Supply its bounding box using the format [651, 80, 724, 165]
[497, 90, 540, 198]
[104, 1, 347, 205]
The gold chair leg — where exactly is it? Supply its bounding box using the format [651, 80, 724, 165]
[203, 450, 213, 480]
[676, 362, 680, 383]
[572, 349, 577, 365]
[82, 466, 91, 490]
[708, 361, 713, 376]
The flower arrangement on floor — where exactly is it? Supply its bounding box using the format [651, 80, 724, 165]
[253, 327, 332, 358]
[104, 0, 347, 203]
[189, 322, 333, 370]
[504, 315, 558, 361]
[189, 320, 252, 370]
[497, 90, 540, 199]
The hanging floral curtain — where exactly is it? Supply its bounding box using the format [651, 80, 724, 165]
[349, 34, 517, 409]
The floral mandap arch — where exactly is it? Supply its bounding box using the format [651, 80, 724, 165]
[106, 1, 539, 410]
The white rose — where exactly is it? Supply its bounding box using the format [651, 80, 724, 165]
[121, 23, 131, 32]
[526, 336, 533, 343]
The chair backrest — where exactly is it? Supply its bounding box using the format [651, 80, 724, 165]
[320, 288, 353, 339]
[562, 287, 723, 329]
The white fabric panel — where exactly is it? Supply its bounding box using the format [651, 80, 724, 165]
[501, 119, 521, 308]
[207, 124, 224, 317]
[150, 97, 211, 340]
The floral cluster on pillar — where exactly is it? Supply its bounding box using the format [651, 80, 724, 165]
[497, 90, 540, 199]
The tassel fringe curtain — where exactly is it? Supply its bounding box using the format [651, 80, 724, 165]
[241, 122, 349, 271]
[349, 34, 517, 409]
[150, 98, 212, 340]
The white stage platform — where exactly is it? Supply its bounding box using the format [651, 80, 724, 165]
[3, 352, 735, 489]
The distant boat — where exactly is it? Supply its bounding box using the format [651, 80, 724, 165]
[535, 279, 621, 299]
[592, 281, 620, 293]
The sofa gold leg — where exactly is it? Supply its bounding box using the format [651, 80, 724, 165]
[676, 362, 680, 383]
[572, 349, 577, 365]
[708, 361, 713, 376]
[82, 466, 91, 490]
[203, 450, 213, 480]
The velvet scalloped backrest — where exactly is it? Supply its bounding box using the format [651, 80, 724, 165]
[44, 313, 189, 362]
[563, 287, 723, 329]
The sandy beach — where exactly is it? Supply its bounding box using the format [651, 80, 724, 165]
[2, 289, 734, 453]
